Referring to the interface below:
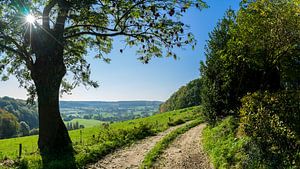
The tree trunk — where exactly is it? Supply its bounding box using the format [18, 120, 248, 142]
[31, 54, 75, 168]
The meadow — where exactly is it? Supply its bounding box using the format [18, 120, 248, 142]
[64, 118, 104, 128]
[0, 106, 202, 168]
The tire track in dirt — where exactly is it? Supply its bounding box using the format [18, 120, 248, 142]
[152, 124, 212, 169]
[87, 123, 188, 169]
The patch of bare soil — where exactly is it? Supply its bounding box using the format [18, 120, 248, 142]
[87, 123, 186, 169]
[152, 124, 212, 169]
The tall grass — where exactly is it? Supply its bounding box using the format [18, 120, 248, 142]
[202, 116, 248, 169]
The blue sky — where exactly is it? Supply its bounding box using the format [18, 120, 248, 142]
[0, 0, 240, 101]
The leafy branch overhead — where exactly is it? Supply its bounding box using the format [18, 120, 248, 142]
[0, 0, 207, 100]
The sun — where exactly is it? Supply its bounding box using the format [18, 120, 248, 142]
[26, 14, 36, 24]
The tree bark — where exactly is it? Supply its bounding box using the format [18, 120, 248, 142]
[31, 52, 75, 168]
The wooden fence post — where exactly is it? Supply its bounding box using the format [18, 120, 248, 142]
[18, 144, 22, 158]
[80, 130, 83, 144]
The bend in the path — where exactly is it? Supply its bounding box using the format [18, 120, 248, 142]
[153, 124, 212, 169]
[87, 122, 188, 169]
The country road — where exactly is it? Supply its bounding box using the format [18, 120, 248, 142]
[152, 124, 212, 169]
[87, 122, 212, 169]
[87, 123, 186, 169]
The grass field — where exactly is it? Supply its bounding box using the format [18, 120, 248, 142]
[64, 118, 104, 128]
[0, 106, 202, 169]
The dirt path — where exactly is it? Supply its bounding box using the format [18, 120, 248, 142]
[87, 123, 187, 169]
[152, 124, 212, 169]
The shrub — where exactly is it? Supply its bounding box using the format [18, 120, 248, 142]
[239, 91, 300, 168]
[29, 128, 39, 135]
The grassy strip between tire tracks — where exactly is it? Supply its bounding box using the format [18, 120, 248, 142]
[140, 118, 204, 169]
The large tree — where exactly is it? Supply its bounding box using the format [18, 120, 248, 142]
[0, 0, 206, 164]
[201, 0, 300, 123]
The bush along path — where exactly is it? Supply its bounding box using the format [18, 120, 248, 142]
[86, 121, 192, 169]
[142, 119, 212, 169]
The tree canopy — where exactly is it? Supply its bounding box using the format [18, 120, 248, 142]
[0, 0, 207, 101]
[0, 108, 19, 138]
[201, 0, 300, 122]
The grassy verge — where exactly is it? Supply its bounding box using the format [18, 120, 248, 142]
[0, 106, 202, 169]
[140, 117, 204, 169]
[202, 116, 248, 169]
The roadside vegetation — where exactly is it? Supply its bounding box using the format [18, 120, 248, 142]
[0, 106, 201, 168]
[200, 0, 300, 168]
[202, 117, 248, 168]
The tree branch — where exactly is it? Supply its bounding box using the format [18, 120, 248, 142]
[0, 34, 33, 70]
[114, 0, 145, 30]
[65, 24, 117, 32]
[43, 0, 57, 30]
[64, 31, 124, 39]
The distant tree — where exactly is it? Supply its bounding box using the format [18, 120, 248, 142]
[83, 114, 91, 119]
[0, 109, 19, 138]
[19, 121, 30, 136]
[0, 0, 207, 164]
[29, 128, 39, 135]
[73, 121, 79, 130]
[160, 78, 202, 112]
[68, 122, 73, 130]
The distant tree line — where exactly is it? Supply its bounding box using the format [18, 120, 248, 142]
[159, 78, 202, 113]
[65, 121, 84, 131]
[0, 109, 39, 139]
[0, 97, 38, 128]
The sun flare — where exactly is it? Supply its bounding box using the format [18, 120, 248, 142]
[26, 14, 35, 24]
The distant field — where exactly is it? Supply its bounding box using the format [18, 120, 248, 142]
[64, 118, 104, 128]
[0, 106, 202, 168]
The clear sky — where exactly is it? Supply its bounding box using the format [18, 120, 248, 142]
[0, 0, 240, 101]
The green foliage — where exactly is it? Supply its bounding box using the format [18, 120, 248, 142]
[200, 0, 300, 123]
[141, 118, 204, 169]
[0, 109, 19, 139]
[239, 91, 300, 168]
[200, 9, 242, 123]
[0, 97, 38, 128]
[235, 0, 300, 90]
[19, 121, 30, 136]
[29, 128, 39, 136]
[202, 116, 248, 169]
[160, 78, 202, 112]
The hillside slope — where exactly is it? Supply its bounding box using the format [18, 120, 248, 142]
[0, 97, 38, 128]
[160, 79, 202, 113]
